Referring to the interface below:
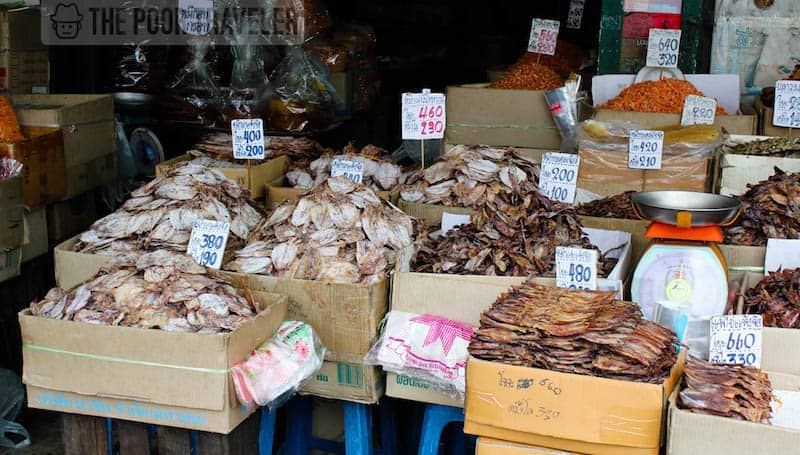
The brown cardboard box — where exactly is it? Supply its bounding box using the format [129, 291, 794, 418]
[718, 244, 766, 273]
[476, 438, 579, 455]
[21, 292, 288, 434]
[21, 207, 47, 262]
[464, 353, 684, 455]
[301, 361, 384, 404]
[718, 135, 800, 196]
[445, 84, 561, 149]
[157, 155, 289, 200]
[396, 200, 471, 225]
[0, 173, 24, 250]
[757, 97, 800, 138]
[54, 236, 113, 290]
[64, 152, 117, 198]
[0, 50, 49, 94]
[666, 372, 800, 455]
[592, 109, 757, 136]
[0, 127, 66, 207]
[46, 192, 98, 243]
[0, 248, 21, 283]
[0, 8, 46, 52]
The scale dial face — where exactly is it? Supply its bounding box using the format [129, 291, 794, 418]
[632, 244, 728, 321]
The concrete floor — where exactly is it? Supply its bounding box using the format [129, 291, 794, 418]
[0, 409, 63, 455]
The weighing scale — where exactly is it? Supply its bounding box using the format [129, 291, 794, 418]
[630, 191, 741, 354]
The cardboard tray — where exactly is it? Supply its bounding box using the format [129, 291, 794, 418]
[22, 291, 287, 434]
[718, 134, 800, 197]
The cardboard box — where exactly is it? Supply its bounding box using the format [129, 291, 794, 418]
[718, 244, 766, 273]
[0, 126, 66, 207]
[719, 135, 800, 196]
[301, 361, 384, 404]
[464, 353, 684, 455]
[0, 50, 49, 94]
[0, 8, 46, 52]
[396, 200, 472, 225]
[0, 247, 20, 282]
[666, 372, 800, 455]
[46, 191, 98, 243]
[592, 109, 756, 136]
[63, 151, 116, 198]
[156, 155, 289, 200]
[758, 97, 800, 138]
[21, 207, 47, 262]
[0, 173, 24, 250]
[21, 291, 288, 434]
[445, 84, 561, 149]
[477, 438, 578, 455]
[579, 216, 649, 268]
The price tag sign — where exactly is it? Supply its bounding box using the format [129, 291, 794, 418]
[187, 220, 230, 270]
[331, 159, 365, 185]
[232, 119, 265, 160]
[567, 0, 585, 29]
[539, 152, 580, 204]
[528, 19, 560, 55]
[709, 315, 763, 368]
[401, 89, 446, 140]
[773, 80, 800, 128]
[681, 95, 717, 126]
[178, 0, 214, 36]
[441, 212, 471, 234]
[555, 247, 598, 291]
[628, 130, 664, 170]
[646, 29, 681, 68]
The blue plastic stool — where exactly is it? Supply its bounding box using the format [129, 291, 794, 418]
[417, 404, 465, 455]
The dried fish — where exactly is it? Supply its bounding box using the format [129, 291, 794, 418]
[287, 144, 405, 193]
[31, 252, 257, 333]
[469, 281, 679, 383]
[192, 132, 330, 162]
[225, 177, 416, 284]
[412, 181, 617, 278]
[576, 191, 638, 219]
[742, 268, 800, 328]
[725, 137, 800, 158]
[75, 160, 266, 256]
[725, 168, 800, 246]
[399, 145, 540, 206]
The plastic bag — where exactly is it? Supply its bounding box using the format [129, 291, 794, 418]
[305, 36, 352, 72]
[545, 77, 581, 154]
[0, 369, 29, 449]
[364, 311, 473, 402]
[576, 120, 723, 196]
[231, 321, 325, 410]
[298, 0, 332, 41]
[111, 44, 167, 93]
[166, 38, 223, 127]
[267, 46, 339, 132]
[224, 13, 270, 121]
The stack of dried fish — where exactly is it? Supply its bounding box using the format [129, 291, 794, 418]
[726, 137, 800, 157]
[399, 145, 539, 206]
[75, 161, 265, 258]
[224, 177, 416, 284]
[192, 132, 329, 162]
[469, 282, 678, 383]
[31, 251, 257, 333]
[743, 268, 800, 328]
[678, 356, 774, 422]
[412, 181, 617, 277]
[725, 168, 800, 246]
[576, 191, 638, 219]
[286, 144, 405, 192]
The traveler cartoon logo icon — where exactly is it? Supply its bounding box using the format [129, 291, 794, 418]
[50, 3, 83, 39]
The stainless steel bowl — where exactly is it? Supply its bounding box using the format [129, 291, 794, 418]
[632, 191, 741, 227]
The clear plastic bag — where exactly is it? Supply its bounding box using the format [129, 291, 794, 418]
[364, 311, 473, 402]
[267, 46, 339, 132]
[166, 37, 223, 127]
[0, 369, 29, 449]
[231, 321, 325, 410]
[224, 13, 270, 121]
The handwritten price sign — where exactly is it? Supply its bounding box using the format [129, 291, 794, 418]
[628, 129, 664, 170]
[555, 247, 598, 291]
[681, 95, 717, 126]
[187, 220, 230, 270]
[331, 159, 365, 185]
[232, 119, 265, 160]
[539, 153, 579, 204]
[401, 90, 446, 140]
[709, 315, 762, 368]
[567, 0, 585, 29]
[646, 29, 681, 68]
[178, 0, 213, 35]
[773, 80, 800, 128]
[528, 19, 560, 56]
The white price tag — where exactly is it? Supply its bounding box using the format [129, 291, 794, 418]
[773, 80, 800, 128]
[187, 220, 230, 270]
[709, 315, 763, 368]
[539, 152, 580, 204]
[331, 159, 365, 185]
[232, 119, 265, 160]
[645, 29, 681, 68]
[628, 130, 664, 170]
[178, 0, 214, 36]
[567, 0, 585, 29]
[681, 95, 717, 126]
[555, 247, 598, 291]
[528, 19, 560, 56]
[401, 89, 446, 140]
[441, 212, 471, 234]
